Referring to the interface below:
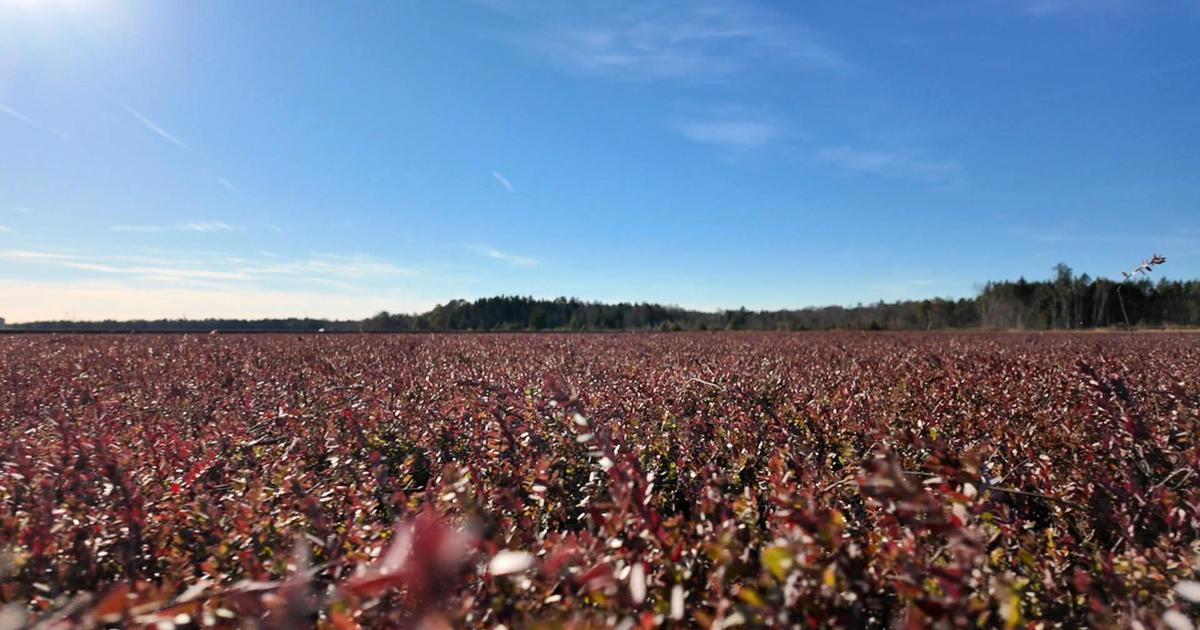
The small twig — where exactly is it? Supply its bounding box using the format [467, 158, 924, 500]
[122, 562, 338, 623]
[901, 470, 1086, 510]
[30, 592, 94, 629]
[1148, 467, 1192, 493]
[930, 543, 950, 564]
[822, 476, 857, 493]
[325, 384, 366, 393]
[688, 377, 725, 391]
[1126, 467, 1195, 539]
[1117, 285, 1130, 328]
[245, 436, 285, 447]
[992, 457, 1032, 485]
[984, 485, 1086, 510]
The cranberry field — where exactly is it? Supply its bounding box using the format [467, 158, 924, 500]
[1, 333, 1198, 628]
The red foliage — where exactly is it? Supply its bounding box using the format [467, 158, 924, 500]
[0, 332, 1197, 628]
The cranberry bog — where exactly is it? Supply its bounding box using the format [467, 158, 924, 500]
[1, 332, 1197, 628]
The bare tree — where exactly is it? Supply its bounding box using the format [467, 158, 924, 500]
[1117, 254, 1167, 327]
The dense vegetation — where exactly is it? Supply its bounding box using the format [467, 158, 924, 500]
[5, 265, 1200, 333]
[1, 332, 1197, 627]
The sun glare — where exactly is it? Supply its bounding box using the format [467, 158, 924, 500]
[1, 0, 102, 11]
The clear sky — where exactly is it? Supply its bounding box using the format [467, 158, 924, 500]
[1, 0, 1198, 321]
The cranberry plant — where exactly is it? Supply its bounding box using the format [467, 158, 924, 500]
[0, 332, 1197, 628]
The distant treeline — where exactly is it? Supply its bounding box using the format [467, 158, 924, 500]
[976, 265, 1200, 330]
[2, 318, 361, 333]
[5, 265, 1200, 332]
[358, 296, 978, 332]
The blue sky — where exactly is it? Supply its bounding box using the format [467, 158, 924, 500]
[1, 0, 1198, 321]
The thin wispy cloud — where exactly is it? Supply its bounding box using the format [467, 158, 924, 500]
[217, 177, 237, 191]
[13, 207, 34, 214]
[186, 222, 233, 232]
[0, 104, 37, 127]
[0, 103, 69, 140]
[251, 254, 418, 278]
[111, 221, 236, 233]
[0, 249, 418, 286]
[0, 225, 11, 233]
[1019, 227, 1200, 253]
[491, 170, 515, 192]
[496, 1, 848, 81]
[465, 244, 537, 268]
[1022, 0, 1134, 17]
[122, 105, 191, 151]
[0, 249, 247, 281]
[0, 250, 76, 262]
[671, 117, 781, 150]
[814, 146, 963, 184]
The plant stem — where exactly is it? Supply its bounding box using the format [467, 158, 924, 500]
[1117, 284, 1130, 328]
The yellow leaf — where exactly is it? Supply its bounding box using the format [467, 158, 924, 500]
[760, 546, 792, 581]
[822, 564, 837, 587]
[737, 587, 764, 607]
[1001, 591, 1022, 630]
